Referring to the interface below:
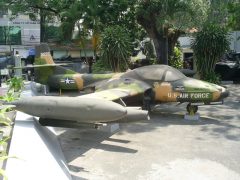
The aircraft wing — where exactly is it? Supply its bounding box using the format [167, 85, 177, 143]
[82, 88, 143, 101]
[82, 78, 151, 101]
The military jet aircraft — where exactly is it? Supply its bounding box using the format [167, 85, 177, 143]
[10, 44, 229, 127]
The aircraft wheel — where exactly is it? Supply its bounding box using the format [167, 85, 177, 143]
[186, 104, 198, 115]
[143, 89, 154, 112]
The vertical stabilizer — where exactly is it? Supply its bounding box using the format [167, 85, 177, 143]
[34, 44, 56, 85]
[34, 44, 76, 86]
[35, 43, 55, 64]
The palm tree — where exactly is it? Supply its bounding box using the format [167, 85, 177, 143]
[81, 0, 102, 58]
[60, 3, 82, 41]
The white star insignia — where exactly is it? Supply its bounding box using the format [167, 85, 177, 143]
[65, 78, 71, 84]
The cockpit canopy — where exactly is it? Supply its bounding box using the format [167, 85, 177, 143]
[123, 65, 186, 82]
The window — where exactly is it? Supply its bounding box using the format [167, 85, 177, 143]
[0, 9, 7, 18]
[0, 26, 21, 45]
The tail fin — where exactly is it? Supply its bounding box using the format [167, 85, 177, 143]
[34, 44, 76, 86]
[35, 43, 55, 65]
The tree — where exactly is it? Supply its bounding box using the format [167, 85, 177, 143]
[80, 0, 102, 58]
[4, 0, 74, 42]
[135, 0, 208, 64]
[77, 0, 140, 56]
[136, 0, 187, 64]
[227, 1, 240, 30]
[60, 3, 82, 41]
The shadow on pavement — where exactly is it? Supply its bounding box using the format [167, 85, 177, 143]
[57, 84, 240, 178]
[57, 127, 137, 164]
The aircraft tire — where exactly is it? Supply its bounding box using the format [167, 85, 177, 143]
[186, 104, 198, 114]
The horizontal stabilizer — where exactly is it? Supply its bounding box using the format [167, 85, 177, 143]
[12, 63, 69, 69]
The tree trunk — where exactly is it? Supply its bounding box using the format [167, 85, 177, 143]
[168, 29, 184, 58]
[152, 35, 168, 64]
[168, 38, 175, 59]
[40, 10, 46, 42]
[137, 14, 168, 65]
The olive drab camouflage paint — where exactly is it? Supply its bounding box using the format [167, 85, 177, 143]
[33, 44, 229, 106]
[8, 43, 229, 127]
[34, 44, 116, 91]
[153, 79, 223, 103]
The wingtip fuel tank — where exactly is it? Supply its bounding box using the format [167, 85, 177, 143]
[10, 96, 149, 124]
[10, 96, 127, 123]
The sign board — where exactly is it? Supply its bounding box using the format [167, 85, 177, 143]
[22, 29, 40, 45]
[0, 68, 9, 75]
[13, 49, 29, 58]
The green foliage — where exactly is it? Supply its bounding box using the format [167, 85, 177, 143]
[0, 91, 19, 113]
[227, 1, 240, 30]
[0, 107, 11, 126]
[100, 25, 132, 72]
[6, 77, 24, 93]
[202, 71, 221, 85]
[60, 3, 82, 41]
[169, 46, 183, 69]
[0, 76, 20, 180]
[136, 0, 209, 64]
[206, 0, 229, 25]
[191, 24, 230, 79]
[149, 58, 157, 65]
[45, 26, 62, 41]
[3, 0, 74, 42]
[0, 92, 19, 103]
[92, 60, 112, 73]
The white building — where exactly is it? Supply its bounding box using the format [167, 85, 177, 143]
[0, 10, 40, 57]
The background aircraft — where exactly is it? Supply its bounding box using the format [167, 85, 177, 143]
[11, 44, 229, 128]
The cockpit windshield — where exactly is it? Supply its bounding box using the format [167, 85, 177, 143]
[134, 65, 186, 81]
[164, 67, 186, 81]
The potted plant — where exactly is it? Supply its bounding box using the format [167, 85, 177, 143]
[0, 77, 24, 179]
[0, 92, 19, 123]
[0, 77, 24, 121]
[6, 77, 24, 93]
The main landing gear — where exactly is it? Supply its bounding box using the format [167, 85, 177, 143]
[186, 103, 198, 115]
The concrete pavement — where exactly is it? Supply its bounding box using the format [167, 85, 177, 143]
[56, 84, 240, 180]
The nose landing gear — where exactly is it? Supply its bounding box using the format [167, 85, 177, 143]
[186, 103, 198, 115]
[142, 89, 154, 112]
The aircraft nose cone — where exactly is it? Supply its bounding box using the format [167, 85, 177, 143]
[220, 88, 230, 99]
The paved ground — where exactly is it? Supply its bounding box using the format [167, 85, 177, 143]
[56, 84, 240, 180]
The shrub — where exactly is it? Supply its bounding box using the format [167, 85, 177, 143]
[191, 24, 230, 80]
[92, 59, 112, 73]
[202, 71, 221, 84]
[169, 46, 183, 69]
[100, 25, 132, 72]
